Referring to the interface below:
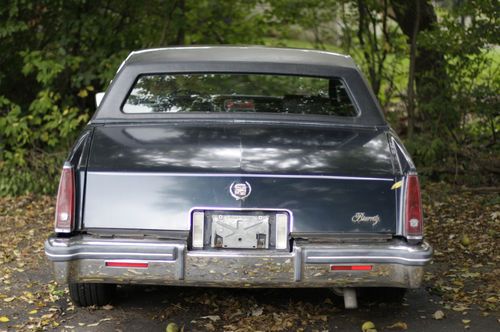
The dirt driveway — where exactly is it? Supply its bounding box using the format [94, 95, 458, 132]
[0, 185, 498, 331]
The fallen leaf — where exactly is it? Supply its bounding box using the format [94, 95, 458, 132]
[362, 321, 377, 332]
[462, 319, 471, 324]
[432, 310, 445, 320]
[0, 316, 9, 323]
[460, 234, 470, 246]
[87, 317, 112, 327]
[204, 322, 215, 331]
[166, 322, 179, 332]
[386, 321, 408, 330]
[200, 315, 220, 322]
[452, 305, 468, 312]
[101, 304, 114, 310]
[251, 307, 263, 317]
[3, 297, 15, 302]
[28, 309, 38, 314]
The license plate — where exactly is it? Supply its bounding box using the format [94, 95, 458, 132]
[211, 214, 270, 249]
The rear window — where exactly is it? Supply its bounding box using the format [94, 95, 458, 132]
[122, 73, 358, 117]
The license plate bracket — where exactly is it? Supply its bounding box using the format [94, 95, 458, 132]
[210, 214, 270, 249]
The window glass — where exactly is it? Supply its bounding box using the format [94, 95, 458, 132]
[123, 73, 357, 117]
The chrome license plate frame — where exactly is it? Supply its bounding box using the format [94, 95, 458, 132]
[210, 214, 270, 249]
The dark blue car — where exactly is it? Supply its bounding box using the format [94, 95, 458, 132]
[45, 46, 432, 308]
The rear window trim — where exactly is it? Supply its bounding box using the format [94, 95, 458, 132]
[119, 71, 362, 119]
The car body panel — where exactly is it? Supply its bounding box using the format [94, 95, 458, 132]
[83, 123, 398, 233]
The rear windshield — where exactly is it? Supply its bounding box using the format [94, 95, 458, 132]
[122, 73, 358, 117]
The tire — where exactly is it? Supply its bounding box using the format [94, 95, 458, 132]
[69, 283, 116, 306]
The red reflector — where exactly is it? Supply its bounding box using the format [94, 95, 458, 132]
[105, 261, 149, 268]
[330, 265, 372, 271]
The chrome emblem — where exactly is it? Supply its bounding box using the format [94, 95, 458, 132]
[351, 212, 381, 226]
[229, 181, 252, 200]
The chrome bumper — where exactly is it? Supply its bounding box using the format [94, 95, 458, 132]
[45, 235, 432, 288]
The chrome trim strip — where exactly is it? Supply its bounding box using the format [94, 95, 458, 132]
[176, 245, 185, 280]
[306, 255, 431, 263]
[397, 175, 405, 235]
[294, 247, 302, 282]
[46, 252, 175, 259]
[187, 251, 293, 258]
[88, 171, 393, 182]
[70, 241, 179, 247]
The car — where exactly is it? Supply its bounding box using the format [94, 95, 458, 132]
[45, 46, 432, 309]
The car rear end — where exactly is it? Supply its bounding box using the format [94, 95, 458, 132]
[44, 47, 432, 308]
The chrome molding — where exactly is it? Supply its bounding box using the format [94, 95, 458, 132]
[45, 251, 175, 259]
[305, 255, 430, 264]
[396, 175, 405, 235]
[294, 246, 303, 282]
[88, 171, 393, 182]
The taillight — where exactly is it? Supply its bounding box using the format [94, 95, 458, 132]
[405, 174, 423, 241]
[54, 165, 75, 233]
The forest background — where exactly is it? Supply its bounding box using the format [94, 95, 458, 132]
[0, 0, 498, 195]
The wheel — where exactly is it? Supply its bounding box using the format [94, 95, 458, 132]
[360, 287, 407, 303]
[69, 283, 116, 306]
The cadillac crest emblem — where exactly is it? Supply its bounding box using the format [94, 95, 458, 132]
[229, 181, 252, 200]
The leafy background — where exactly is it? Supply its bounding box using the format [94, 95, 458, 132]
[0, 2, 499, 330]
[0, 0, 499, 195]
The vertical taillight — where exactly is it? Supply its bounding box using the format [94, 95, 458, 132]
[55, 165, 75, 233]
[405, 174, 423, 241]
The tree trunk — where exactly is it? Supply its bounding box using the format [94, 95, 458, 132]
[390, 0, 453, 132]
[176, 0, 186, 45]
[406, 0, 420, 138]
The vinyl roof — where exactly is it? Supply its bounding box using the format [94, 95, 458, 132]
[122, 46, 357, 70]
[93, 46, 386, 125]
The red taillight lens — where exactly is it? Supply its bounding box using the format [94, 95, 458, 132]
[331, 265, 372, 271]
[105, 261, 149, 268]
[55, 166, 75, 233]
[405, 175, 423, 240]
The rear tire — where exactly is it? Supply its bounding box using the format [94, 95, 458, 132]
[69, 283, 116, 306]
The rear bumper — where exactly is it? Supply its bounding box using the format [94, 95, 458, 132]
[45, 235, 432, 288]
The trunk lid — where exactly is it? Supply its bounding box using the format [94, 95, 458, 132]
[84, 123, 398, 234]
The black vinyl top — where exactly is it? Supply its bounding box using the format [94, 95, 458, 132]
[123, 46, 357, 69]
[93, 46, 386, 126]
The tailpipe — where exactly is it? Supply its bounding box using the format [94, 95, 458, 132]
[333, 287, 358, 309]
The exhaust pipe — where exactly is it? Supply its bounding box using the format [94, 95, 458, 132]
[343, 288, 358, 309]
[332, 287, 358, 309]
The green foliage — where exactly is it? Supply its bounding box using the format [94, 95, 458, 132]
[405, 0, 499, 183]
[0, 0, 498, 195]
